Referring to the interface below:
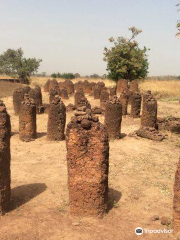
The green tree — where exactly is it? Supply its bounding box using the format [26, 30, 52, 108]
[103, 27, 149, 82]
[0, 48, 42, 84]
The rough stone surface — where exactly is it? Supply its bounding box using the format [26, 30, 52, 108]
[136, 127, 165, 141]
[161, 216, 170, 226]
[44, 80, 50, 92]
[92, 107, 102, 114]
[74, 81, 83, 91]
[100, 89, 109, 110]
[49, 79, 58, 92]
[0, 100, 11, 216]
[94, 85, 101, 99]
[60, 88, 69, 100]
[66, 110, 109, 217]
[76, 97, 91, 110]
[13, 86, 31, 115]
[43, 104, 50, 114]
[49, 86, 60, 103]
[19, 96, 36, 142]
[47, 96, 66, 141]
[104, 96, 122, 139]
[157, 117, 180, 133]
[174, 158, 180, 234]
[82, 80, 91, 94]
[63, 80, 74, 94]
[141, 92, 157, 128]
[117, 79, 128, 94]
[130, 92, 142, 118]
[119, 89, 129, 116]
[109, 87, 117, 97]
[67, 103, 76, 112]
[29, 85, 43, 114]
[74, 88, 85, 107]
[129, 80, 139, 92]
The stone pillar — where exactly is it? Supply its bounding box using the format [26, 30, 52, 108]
[104, 96, 122, 139]
[76, 97, 91, 110]
[173, 157, 180, 235]
[19, 95, 37, 142]
[119, 89, 129, 116]
[83, 80, 91, 94]
[13, 86, 30, 115]
[74, 88, 85, 107]
[130, 92, 142, 118]
[44, 80, 50, 92]
[66, 110, 109, 217]
[60, 88, 69, 100]
[49, 86, 60, 103]
[63, 80, 74, 94]
[0, 101, 11, 216]
[94, 86, 101, 99]
[47, 96, 66, 141]
[49, 79, 58, 92]
[109, 87, 117, 97]
[141, 92, 157, 128]
[129, 80, 139, 92]
[117, 79, 128, 94]
[100, 89, 109, 110]
[29, 85, 43, 114]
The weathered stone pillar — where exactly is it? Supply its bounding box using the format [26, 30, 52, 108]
[49, 86, 60, 103]
[0, 101, 11, 216]
[173, 157, 180, 235]
[129, 80, 139, 92]
[60, 88, 69, 100]
[104, 96, 122, 139]
[117, 79, 128, 94]
[47, 96, 66, 141]
[13, 86, 30, 115]
[141, 92, 157, 128]
[74, 88, 85, 107]
[100, 89, 109, 110]
[119, 89, 129, 116]
[63, 80, 74, 94]
[130, 92, 142, 118]
[76, 97, 91, 110]
[19, 95, 37, 141]
[83, 80, 91, 94]
[109, 87, 117, 97]
[29, 85, 43, 114]
[49, 79, 58, 92]
[44, 79, 50, 92]
[94, 86, 101, 99]
[66, 110, 109, 217]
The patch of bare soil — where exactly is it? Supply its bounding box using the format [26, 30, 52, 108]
[0, 92, 179, 240]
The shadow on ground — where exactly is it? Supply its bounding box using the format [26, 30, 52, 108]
[11, 183, 47, 210]
[108, 188, 122, 212]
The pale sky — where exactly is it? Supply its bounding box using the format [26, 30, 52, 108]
[0, 0, 180, 76]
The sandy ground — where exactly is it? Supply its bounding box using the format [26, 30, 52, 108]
[0, 91, 180, 240]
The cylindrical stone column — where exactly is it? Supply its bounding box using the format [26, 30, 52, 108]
[104, 96, 122, 139]
[130, 92, 142, 118]
[66, 111, 109, 217]
[117, 79, 128, 94]
[129, 80, 139, 92]
[49, 86, 60, 103]
[141, 92, 157, 128]
[0, 101, 11, 216]
[100, 89, 109, 110]
[49, 79, 58, 92]
[47, 96, 66, 141]
[29, 85, 43, 114]
[109, 87, 117, 97]
[44, 80, 50, 92]
[119, 89, 129, 116]
[94, 86, 101, 99]
[63, 80, 74, 94]
[173, 157, 180, 235]
[13, 86, 30, 115]
[60, 88, 69, 100]
[74, 88, 85, 107]
[19, 96, 37, 141]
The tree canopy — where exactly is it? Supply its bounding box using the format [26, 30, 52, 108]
[103, 27, 149, 82]
[176, 3, 180, 37]
[0, 48, 42, 83]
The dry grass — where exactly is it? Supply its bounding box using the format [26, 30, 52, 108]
[139, 80, 180, 100]
[29, 76, 116, 88]
[0, 81, 23, 98]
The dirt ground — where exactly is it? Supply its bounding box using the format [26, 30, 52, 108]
[0, 90, 180, 240]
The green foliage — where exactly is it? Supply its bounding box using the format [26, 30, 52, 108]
[176, 3, 180, 36]
[103, 27, 149, 82]
[51, 72, 75, 79]
[177, 76, 180, 80]
[90, 73, 100, 79]
[0, 48, 42, 83]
